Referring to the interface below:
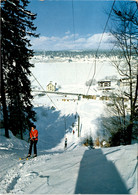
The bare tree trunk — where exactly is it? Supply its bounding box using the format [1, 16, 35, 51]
[1, 65, 9, 138]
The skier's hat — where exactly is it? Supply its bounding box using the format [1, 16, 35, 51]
[31, 124, 36, 129]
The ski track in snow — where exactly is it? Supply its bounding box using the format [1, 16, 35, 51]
[0, 144, 137, 194]
[0, 151, 82, 194]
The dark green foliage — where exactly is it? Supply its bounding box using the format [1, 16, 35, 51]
[109, 123, 137, 146]
[1, 0, 39, 139]
[109, 131, 121, 147]
[83, 136, 94, 148]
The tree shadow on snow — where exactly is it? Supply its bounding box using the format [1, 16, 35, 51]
[75, 149, 128, 194]
[34, 106, 76, 151]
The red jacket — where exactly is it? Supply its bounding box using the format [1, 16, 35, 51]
[30, 129, 38, 141]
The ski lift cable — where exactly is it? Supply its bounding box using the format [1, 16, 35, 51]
[31, 72, 69, 132]
[92, 1, 138, 81]
[31, 72, 59, 110]
[86, 0, 116, 95]
[30, 0, 77, 133]
[72, 0, 76, 45]
[72, 0, 79, 116]
[95, 43, 117, 79]
[72, 0, 78, 92]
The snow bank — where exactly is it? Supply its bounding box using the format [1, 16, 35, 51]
[0, 129, 28, 151]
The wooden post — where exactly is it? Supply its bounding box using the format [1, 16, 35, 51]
[78, 115, 80, 137]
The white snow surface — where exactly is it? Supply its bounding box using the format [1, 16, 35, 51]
[0, 59, 137, 194]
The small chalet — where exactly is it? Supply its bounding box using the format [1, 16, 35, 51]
[98, 81, 111, 88]
[46, 81, 56, 92]
[117, 77, 135, 87]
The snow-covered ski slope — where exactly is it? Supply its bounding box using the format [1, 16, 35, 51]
[0, 131, 137, 194]
[0, 56, 137, 194]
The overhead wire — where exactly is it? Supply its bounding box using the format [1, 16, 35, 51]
[72, 0, 78, 91]
[31, 0, 78, 135]
[31, 0, 117, 136]
[86, 0, 116, 95]
[31, 71, 71, 135]
[31, 72, 59, 110]
[95, 43, 117, 79]
[72, 0, 76, 46]
[71, 0, 79, 117]
[31, 0, 75, 110]
[89, 0, 138, 84]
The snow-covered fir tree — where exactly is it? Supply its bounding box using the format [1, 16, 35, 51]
[1, 0, 39, 139]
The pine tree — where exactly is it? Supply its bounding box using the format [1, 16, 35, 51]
[1, 0, 39, 139]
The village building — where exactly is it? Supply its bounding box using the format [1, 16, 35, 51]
[46, 81, 56, 92]
[98, 81, 111, 87]
[117, 77, 135, 87]
[98, 80, 112, 90]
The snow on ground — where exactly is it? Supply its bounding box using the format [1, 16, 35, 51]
[0, 130, 137, 194]
[0, 58, 137, 194]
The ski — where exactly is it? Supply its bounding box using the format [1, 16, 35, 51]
[19, 156, 37, 160]
[19, 157, 29, 160]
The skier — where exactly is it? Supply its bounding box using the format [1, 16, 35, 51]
[64, 138, 67, 150]
[27, 124, 38, 158]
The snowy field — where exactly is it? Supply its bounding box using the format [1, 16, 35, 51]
[30, 56, 119, 94]
[0, 57, 137, 194]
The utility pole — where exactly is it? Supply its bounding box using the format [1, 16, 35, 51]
[78, 115, 80, 137]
